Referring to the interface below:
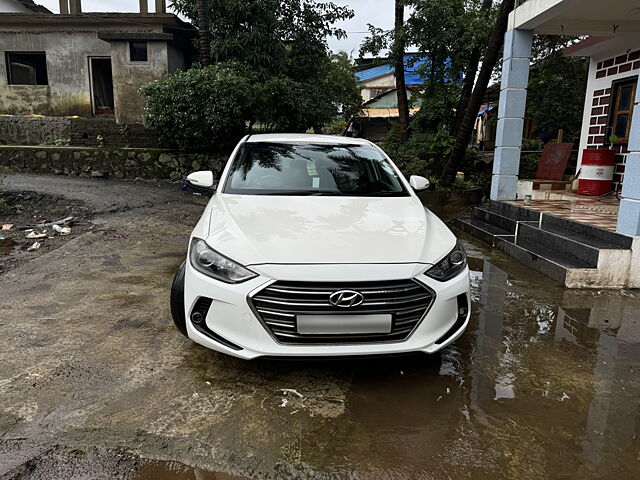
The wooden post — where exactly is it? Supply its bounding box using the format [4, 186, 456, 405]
[69, 0, 81, 13]
[139, 0, 148, 14]
[557, 129, 564, 143]
[155, 0, 166, 13]
[59, 0, 69, 14]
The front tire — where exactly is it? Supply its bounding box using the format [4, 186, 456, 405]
[170, 260, 188, 337]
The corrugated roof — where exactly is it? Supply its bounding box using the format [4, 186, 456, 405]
[355, 54, 428, 85]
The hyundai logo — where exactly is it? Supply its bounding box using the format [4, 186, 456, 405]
[329, 290, 364, 308]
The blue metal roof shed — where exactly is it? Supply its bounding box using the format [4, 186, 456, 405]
[355, 54, 428, 85]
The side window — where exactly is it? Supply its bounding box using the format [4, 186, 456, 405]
[6, 52, 48, 85]
[129, 41, 148, 62]
[609, 79, 637, 143]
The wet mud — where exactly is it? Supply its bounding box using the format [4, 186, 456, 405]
[1, 175, 639, 479]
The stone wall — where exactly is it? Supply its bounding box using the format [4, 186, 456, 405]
[0, 146, 227, 181]
[0, 116, 166, 148]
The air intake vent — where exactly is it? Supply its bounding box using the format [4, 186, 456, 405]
[250, 279, 435, 345]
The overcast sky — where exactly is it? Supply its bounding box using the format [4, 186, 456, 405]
[37, 0, 395, 56]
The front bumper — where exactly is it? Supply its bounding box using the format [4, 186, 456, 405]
[184, 262, 470, 360]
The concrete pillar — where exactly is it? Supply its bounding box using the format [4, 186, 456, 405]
[59, 0, 69, 14]
[69, 0, 81, 13]
[139, 0, 148, 14]
[616, 71, 640, 236]
[155, 0, 166, 13]
[490, 29, 533, 201]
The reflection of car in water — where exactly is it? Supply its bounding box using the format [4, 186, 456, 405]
[170, 134, 471, 359]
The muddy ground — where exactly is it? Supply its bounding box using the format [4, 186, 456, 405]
[1, 174, 639, 480]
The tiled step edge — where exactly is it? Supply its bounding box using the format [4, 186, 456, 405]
[472, 207, 518, 235]
[541, 214, 633, 249]
[451, 215, 514, 247]
[518, 223, 600, 268]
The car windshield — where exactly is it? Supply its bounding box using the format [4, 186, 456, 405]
[223, 142, 409, 196]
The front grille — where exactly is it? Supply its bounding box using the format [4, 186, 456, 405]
[249, 279, 435, 344]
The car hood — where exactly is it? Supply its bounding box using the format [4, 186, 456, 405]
[204, 194, 456, 266]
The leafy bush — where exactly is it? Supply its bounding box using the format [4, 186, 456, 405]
[141, 63, 255, 152]
[141, 54, 362, 152]
[382, 123, 454, 178]
[520, 138, 544, 179]
[323, 121, 348, 135]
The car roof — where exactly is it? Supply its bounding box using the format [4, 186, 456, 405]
[245, 133, 372, 145]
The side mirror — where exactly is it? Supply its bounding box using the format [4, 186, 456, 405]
[185, 171, 217, 192]
[409, 175, 430, 192]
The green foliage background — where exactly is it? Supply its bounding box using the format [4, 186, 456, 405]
[141, 0, 362, 151]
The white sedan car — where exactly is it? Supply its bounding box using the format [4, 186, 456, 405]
[171, 134, 470, 359]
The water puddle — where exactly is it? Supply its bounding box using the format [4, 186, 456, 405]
[135, 460, 249, 480]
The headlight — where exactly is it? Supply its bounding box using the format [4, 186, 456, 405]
[425, 242, 467, 281]
[189, 238, 257, 283]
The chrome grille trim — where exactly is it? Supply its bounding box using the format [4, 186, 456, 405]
[248, 279, 436, 345]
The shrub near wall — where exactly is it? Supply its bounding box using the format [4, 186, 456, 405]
[0, 146, 227, 180]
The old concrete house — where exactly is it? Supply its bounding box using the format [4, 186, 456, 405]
[0, 0, 196, 124]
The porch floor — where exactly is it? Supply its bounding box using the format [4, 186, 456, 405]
[506, 193, 620, 232]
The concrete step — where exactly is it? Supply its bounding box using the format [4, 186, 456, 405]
[517, 223, 600, 268]
[451, 214, 514, 247]
[493, 237, 573, 285]
[540, 214, 632, 250]
[487, 200, 541, 222]
[471, 206, 518, 235]
[453, 201, 635, 288]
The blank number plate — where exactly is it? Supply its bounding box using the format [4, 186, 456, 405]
[297, 314, 392, 335]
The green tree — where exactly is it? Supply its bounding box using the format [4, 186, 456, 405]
[439, 0, 515, 186]
[171, 0, 353, 82]
[526, 36, 587, 143]
[407, 0, 495, 132]
[142, 0, 361, 149]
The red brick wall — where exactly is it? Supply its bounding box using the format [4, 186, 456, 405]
[586, 49, 640, 191]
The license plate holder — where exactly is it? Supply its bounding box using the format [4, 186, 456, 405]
[296, 314, 392, 335]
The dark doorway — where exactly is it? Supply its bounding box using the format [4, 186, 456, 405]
[89, 57, 115, 115]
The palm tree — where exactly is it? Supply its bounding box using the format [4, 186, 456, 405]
[439, 0, 515, 187]
[197, 0, 211, 67]
[393, 0, 410, 142]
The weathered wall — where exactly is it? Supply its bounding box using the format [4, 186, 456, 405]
[0, 116, 167, 148]
[0, 31, 110, 117]
[110, 40, 170, 124]
[0, 27, 180, 123]
[0, 146, 227, 180]
[0, 116, 71, 145]
[360, 73, 395, 102]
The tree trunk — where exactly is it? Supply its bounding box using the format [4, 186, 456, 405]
[439, 0, 515, 187]
[197, 0, 211, 67]
[393, 0, 410, 142]
[451, 0, 493, 137]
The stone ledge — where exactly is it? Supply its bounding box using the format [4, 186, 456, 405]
[0, 145, 226, 181]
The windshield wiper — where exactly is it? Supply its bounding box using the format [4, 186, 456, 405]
[351, 191, 407, 197]
[257, 190, 344, 196]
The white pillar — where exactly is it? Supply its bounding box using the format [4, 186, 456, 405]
[616, 71, 640, 236]
[490, 29, 533, 201]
